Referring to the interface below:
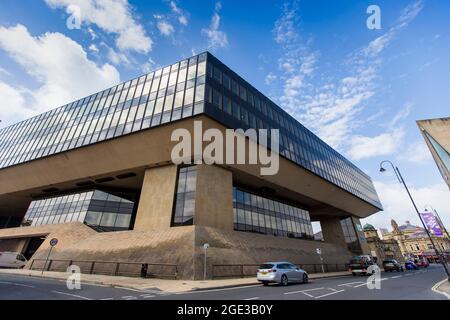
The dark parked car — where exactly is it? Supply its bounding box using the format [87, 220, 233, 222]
[349, 255, 377, 276]
[405, 260, 418, 270]
[382, 259, 404, 272]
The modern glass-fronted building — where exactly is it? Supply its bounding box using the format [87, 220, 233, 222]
[0, 52, 382, 279]
[0, 52, 380, 208]
[23, 189, 136, 232]
[417, 117, 450, 189]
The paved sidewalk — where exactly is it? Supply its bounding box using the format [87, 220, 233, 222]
[0, 268, 351, 293]
[433, 279, 450, 299]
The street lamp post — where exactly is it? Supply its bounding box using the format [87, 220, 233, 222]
[379, 160, 450, 281]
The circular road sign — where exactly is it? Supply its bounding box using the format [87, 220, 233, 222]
[49, 238, 58, 247]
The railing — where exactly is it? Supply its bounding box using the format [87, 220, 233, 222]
[212, 263, 349, 279]
[29, 259, 178, 279]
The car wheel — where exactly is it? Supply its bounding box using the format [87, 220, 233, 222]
[303, 273, 309, 284]
[281, 274, 289, 286]
[262, 281, 269, 286]
[352, 272, 356, 276]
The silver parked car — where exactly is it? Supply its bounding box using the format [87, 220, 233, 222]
[257, 262, 308, 286]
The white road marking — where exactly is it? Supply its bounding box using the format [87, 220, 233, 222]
[314, 289, 345, 299]
[141, 294, 155, 298]
[51, 290, 92, 300]
[353, 283, 368, 288]
[338, 281, 365, 287]
[301, 292, 315, 298]
[391, 275, 402, 279]
[431, 279, 450, 300]
[100, 298, 114, 300]
[0, 281, 35, 288]
[243, 297, 260, 300]
[284, 287, 325, 295]
[176, 284, 261, 295]
[122, 295, 137, 300]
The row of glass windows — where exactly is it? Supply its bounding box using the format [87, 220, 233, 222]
[23, 190, 135, 232]
[0, 51, 380, 210]
[233, 187, 314, 240]
[340, 217, 357, 244]
[0, 53, 207, 170]
[206, 57, 381, 209]
[0, 216, 22, 229]
[340, 217, 362, 255]
[172, 166, 197, 226]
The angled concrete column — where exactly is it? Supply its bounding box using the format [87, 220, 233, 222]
[134, 165, 178, 231]
[320, 216, 347, 246]
[194, 165, 233, 231]
[351, 217, 371, 255]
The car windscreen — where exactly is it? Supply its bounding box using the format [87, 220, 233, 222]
[383, 260, 394, 263]
[350, 256, 366, 264]
[259, 264, 274, 269]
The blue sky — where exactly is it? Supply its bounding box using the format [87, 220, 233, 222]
[0, 0, 449, 232]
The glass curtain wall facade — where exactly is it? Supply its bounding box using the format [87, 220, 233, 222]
[233, 187, 314, 240]
[23, 190, 135, 232]
[204, 54, 381, 209]
[0, 54, 207, 169]
[0, 216, 22, 229]
[340, 217, 361, 254]
[172, 166, 197, 226]
[0, 51, 381, 210]
[424, 131, 450, 179]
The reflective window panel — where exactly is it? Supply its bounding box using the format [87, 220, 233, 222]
[23, 189, 136, 232]
[233, 187, 314, 240]
[172, 166, 197, 226]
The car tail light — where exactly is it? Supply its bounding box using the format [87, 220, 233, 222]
[257, 269, 260, 273]
[268, 269, 277, 273]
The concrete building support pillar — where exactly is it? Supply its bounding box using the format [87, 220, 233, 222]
[133, 165, 178, 231]
[194, 165, 234, 231]
[320, 216, 347, 246]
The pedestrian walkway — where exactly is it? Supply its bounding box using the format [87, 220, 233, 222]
[433, 279, 450, 299]
[0, 268, 351, 293]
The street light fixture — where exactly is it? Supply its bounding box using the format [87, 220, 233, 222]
[379, 160, 450, 281]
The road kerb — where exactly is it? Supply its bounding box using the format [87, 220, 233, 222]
[431, 279, 450, 299]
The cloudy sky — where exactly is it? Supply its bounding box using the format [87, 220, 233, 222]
[0, 0, 449, 232]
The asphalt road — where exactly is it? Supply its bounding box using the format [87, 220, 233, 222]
[0, 265, 448, 300]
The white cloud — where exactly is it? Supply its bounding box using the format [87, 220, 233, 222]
[0, 24, 120, 124]
[87, 27, 97, 40]
[170, 1, 189, 26]
[157, 20, 175, 37]
[398, 141, 433, 164]
[0, 66, 10, 77]
[106, 46, 130, 66]
[362, 180, 450, 231]
[88, 44, 99, 53]
[265, 72, 277, 85]
[142, 58, 157, 74]
[0, 82, 33, 125]
[269, 0, 424, 153]
[44, 0, 152, 53]
[202, 2, 228, 50]
[347, 103, 412, 160]
[348, 128, 405, 160]
[386, 102, 412, 129]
